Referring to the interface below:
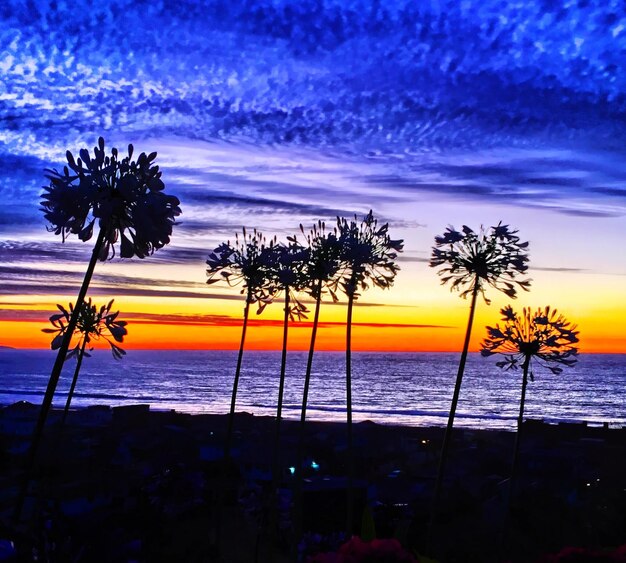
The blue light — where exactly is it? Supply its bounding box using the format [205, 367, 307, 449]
[289, 466, 296, 475]
[311, 460, 320, 470]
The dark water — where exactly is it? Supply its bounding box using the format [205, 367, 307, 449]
[0, 350, 624, 430]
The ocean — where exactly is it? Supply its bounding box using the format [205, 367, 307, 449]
[0, 349, 624, 430]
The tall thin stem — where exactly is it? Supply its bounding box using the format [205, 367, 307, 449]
[298, 280, 323, 438]
[61, 338, 89, 426]
[274, 290, 291, 458]
[510, 355, 531, 495]
[268, 290, 291, 547]
[430, 279, 480, 530]
[224, 299, 251, 462]
[293, 280, 323, 552]
[14, 227, 106, 522]
[345, 290, 356, 536]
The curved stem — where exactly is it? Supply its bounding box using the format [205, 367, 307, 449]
[430, 279, 480, 530]
[14, 227, 106, 522]
[345, 290, 355, 536]
[61, 338, 88, 426]
[224, 299, 251, 463]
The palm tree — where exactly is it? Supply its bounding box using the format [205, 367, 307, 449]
[16, 137, 180, 520]
[42, 299, 127, 425]
[206, 228, 276, 461]
[481, 305, 579, 487]
[337, 210, 403, 534]
[429, 223, 530, 522]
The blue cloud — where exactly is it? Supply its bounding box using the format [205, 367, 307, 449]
[1, 0, 625, 300]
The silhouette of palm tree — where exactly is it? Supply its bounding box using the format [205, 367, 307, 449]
[42, 299, 127, 424]
[429, 223, 530, 524]
[337, 210, 403, 534]
[16, 138, 180, 520]
[481, 305, 578, 486]
[206, 228, 276, 461]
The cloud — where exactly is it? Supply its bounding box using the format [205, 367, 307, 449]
[532, 266, 587, 273]
[1, 0, 625, 319]
[0, 307, 451, 332]
[0, 264, 407, 308]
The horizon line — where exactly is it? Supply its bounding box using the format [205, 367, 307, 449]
[2, 346, 622, 355]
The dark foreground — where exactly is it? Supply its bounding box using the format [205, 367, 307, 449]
[0, 402, 624, 562]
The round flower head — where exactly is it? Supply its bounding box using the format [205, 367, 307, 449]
[430, 222, 531, 303]
[265, 238, 311, 320]
[206, 228, 276, 313]
[299, 220, 344, 302]
[337, 210, 404, 299]
[481, 305, 579, 376]
[41, 137, 181, 260]
[42, 298, 128, 359]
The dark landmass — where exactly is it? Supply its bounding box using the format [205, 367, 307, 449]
[0, 403, 624, 562]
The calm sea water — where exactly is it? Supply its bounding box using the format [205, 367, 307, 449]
[0, 350, 624, 430]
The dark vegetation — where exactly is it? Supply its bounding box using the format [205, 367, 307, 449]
[2, 138, 623, 562]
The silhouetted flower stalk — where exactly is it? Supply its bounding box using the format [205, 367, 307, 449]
[338, 210, 403, 534]
[428, 223, 530, 530]
[265, 239, 310, 550]
[481, 305, 578, 490]
[297, 222, 344, 429]
[206, 228, 276, 462]
[42, 299, 127, 425]
[293, 220, 343, 550]
[15, 137, 179, 521]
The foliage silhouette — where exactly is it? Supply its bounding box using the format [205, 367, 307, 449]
[206, 228, 276, 461]
[481, 305, 579, 486]
[42, 299, 127, 424]
[428, 222, 530, 531]
[337, 210, 403, 534]
[16, 138, 180, 521]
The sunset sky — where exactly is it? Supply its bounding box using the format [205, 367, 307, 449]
[1, 0, 625, 353]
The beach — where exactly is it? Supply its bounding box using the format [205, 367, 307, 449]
[1, 402, 625, 562]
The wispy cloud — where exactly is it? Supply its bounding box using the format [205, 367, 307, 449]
[1, 0, 625, 336]
[0, 307, 451, 331]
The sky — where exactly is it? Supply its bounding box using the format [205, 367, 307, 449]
[1, 0, 625, 353]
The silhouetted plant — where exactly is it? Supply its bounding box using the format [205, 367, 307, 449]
[429, 223, 530, 524]
[206, 228, 276, 461]
[16, 137, 180, 521]
[264, 239, 310, 550]
[266, 241, 309, 462]
[42, 299, 127, 424]
[337, 210, 403, 534]
[296, 220, 344, 435]
[481, 305, 578, 485]
[294, 220, 344, 550]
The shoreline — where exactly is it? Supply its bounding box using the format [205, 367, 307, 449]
[1, 399, 624, 431]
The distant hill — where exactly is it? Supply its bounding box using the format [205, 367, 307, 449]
[0, 345, 16, 350]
